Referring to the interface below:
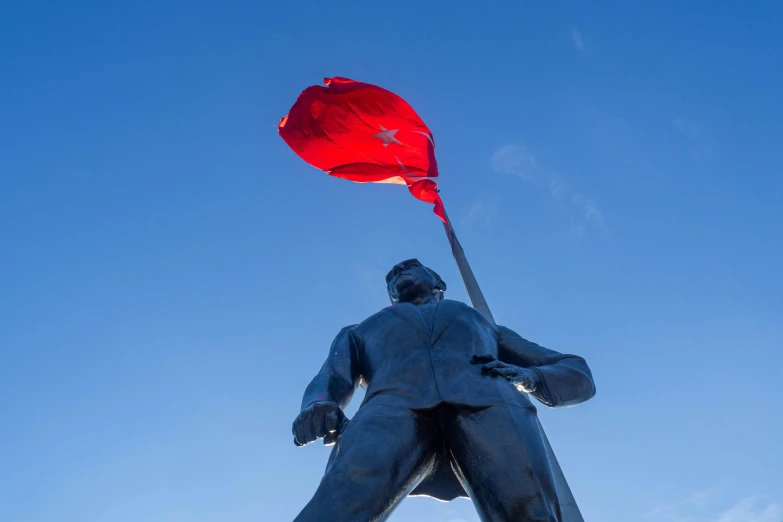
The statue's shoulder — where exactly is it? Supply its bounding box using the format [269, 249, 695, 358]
[440, 298, 473, 311]
[441, 299, 499, 331]
[354, 302, 431, 331]
[440, 298, 488, 318]
[354, 305, 396, 330]
[335, 324, 358, 336]
[355, 300, 478, 327]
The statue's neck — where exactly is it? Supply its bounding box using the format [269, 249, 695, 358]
[407, 294, 440, 306]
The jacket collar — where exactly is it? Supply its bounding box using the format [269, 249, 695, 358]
[386, 300, 459, 344]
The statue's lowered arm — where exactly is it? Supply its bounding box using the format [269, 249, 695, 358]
[301, 326, 361, 410]
[293, 326, 360, 446]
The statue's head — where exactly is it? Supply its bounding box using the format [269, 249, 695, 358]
[386, 259, 447, 304]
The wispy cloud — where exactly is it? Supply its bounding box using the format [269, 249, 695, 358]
[570, 26, 585, 51]
[714, 497, 782, 522]
[460, 196, 500, 229]
[646, 490, 781, 522]
[646, 489, 719, 522]
[491, 145, 603, 236]
[674, 117, 714, 161]
[491, 145, 538, 181]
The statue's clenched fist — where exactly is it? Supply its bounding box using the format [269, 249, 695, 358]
[471, 354, 539, 393]
[292, 401, 349, 447]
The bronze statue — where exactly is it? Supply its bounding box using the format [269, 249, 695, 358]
[291, 259, 596, 522]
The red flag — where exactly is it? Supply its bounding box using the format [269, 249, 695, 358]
[278, 77, 446, 221]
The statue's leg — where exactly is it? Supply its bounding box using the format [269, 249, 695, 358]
[293, 403, 439, 522]
[445, 405, 561, 522]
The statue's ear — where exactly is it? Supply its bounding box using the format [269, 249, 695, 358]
[434, 282, 446, 300]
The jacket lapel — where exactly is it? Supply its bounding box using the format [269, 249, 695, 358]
[387, 303, 431, 343]
[431, 300, 459, 345]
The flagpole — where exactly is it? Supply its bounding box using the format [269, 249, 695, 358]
[440, 209, 585, 522]
[441, 213, 494, 324]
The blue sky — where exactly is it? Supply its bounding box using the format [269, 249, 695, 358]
[1, 2, 782, 521]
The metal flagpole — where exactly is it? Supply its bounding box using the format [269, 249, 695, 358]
[441, 211, 585, 522]
[441, 214, 494, 323]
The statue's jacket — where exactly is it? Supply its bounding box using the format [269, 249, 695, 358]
[300, 298, 596, 500]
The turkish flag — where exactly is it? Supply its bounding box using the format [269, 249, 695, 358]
[278, 77, 445, 221]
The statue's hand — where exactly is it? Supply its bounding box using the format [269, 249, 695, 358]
[292, 401, 349, 447]
[471, 354, 539, 393]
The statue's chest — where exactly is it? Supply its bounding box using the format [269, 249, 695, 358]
[357, 309, 496, 356]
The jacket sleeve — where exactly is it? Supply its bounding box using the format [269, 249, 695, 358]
[300, 325, 361, 411]
[497, 325, 596, 407]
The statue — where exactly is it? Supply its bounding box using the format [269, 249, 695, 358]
[291, 259, 596, 522]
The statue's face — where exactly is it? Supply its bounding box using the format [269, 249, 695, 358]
[387, 262, 441, 304]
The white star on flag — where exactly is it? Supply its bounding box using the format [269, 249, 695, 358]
[373, 125, 402, 147]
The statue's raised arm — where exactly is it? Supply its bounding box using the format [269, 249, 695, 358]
[481, 325, 597, 408]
